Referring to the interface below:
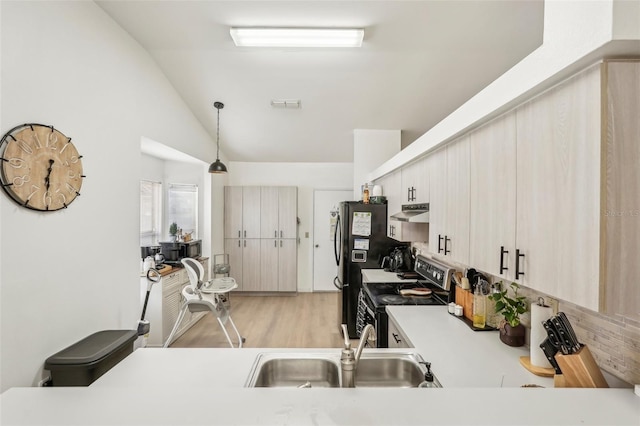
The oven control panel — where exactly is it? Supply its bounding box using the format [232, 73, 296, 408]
[414, 255, 453, 291]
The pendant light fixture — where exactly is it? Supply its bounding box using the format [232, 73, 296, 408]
[208, 101, 228, 174]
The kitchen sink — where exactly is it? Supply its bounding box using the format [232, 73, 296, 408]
[355, 354, 426, 387]
[245, 351, 438, 388]
[251, 357, 340, 388]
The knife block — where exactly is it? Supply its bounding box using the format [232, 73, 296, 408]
[553, 346, 608, 388]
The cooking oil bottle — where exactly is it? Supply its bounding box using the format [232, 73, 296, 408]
[473, 284, 486, 328]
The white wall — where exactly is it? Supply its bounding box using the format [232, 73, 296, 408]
[228, 162, 353, 292]
[353, 130, 400, 199]
[0, 1, 220, 391]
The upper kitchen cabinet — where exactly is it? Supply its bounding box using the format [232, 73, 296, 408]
[428, 136, 470, 264]
[469, 112, 517, 280]
[224, 186, 261, 239]
[515, 60, 639, 316]
[261, 186, 298, 239]
[376, 170, 424, 242]
[401, 157, 429, 204]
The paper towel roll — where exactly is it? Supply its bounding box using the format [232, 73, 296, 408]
[530, 303, 553, 368]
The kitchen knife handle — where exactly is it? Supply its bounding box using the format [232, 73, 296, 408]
[515, 249, 525, 278]
[438, 235, 443, 253]
[444, 236, 451, 255]
[499, 246, 509, 274]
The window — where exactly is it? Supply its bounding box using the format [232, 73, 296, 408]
[140, 180, 162, 246]
[167, 183, 198, 239]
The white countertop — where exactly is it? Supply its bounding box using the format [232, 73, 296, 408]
[362, 268, 407, 283]
[2, 299, 639, 425]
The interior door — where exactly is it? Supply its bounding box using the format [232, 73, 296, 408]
[313, 189, 352, 292]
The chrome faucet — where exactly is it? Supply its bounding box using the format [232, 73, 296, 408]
[340, 324, 376, 388]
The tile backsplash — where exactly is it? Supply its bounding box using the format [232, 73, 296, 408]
[412, 242, 640, 385]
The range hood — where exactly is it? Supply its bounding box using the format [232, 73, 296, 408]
[390, 203, 429, 223]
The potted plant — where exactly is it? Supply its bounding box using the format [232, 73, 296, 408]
[488, 281, 527, 347]
[169, 222, 178, 242]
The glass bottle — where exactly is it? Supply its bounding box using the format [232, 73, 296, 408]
[362, 183, 370, 204]
[473, 285, 486, 328]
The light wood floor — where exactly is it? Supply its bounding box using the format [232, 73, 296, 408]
[170, 292, 346, 348]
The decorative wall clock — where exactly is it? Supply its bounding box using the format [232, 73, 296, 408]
[0, 123, 85, 211]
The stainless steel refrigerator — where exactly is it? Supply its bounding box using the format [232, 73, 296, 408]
[333, 201, 396, 338]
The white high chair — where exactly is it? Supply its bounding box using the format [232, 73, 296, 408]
[163, 258, 243, 348]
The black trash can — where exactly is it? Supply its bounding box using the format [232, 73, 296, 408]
[44, 330, 137, 386]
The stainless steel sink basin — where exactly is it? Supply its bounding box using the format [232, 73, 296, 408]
[250, 356, 340, 388]
[245, 351, 439, 388]
[355, 355, 426, 387]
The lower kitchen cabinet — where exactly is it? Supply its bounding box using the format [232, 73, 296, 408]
[260, 239, 297, 292]
[143, 258, 208, 347]
[225, 238, 261, 292]
[388, 315, 412, 348]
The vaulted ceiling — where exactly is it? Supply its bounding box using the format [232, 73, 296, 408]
[97, 0, 544, 163]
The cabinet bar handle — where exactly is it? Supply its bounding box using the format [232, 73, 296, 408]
[280, 230, 283, 238]
[244, 230, 246, 238]
[274, 240, 277, 247]
[407, 187, 411, 202]
[238, 230, 241, 238]
[444, 236, 451, 255]
[244, 240, 246, 248]
[238, 240, 240, 247]
[499, 246, 509, 274]
[438, 235, 443, 253]
[280, 240, 283, 248]
[515, 249, 525, 278]
[275, 230, 277, 238]
[392, 333, 402, 344]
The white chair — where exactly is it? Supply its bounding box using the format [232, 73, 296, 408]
[163, 258, 243, 348]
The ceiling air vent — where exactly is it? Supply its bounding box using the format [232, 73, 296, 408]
[270, 99, 301, 109]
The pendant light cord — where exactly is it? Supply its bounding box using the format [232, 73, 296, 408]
[216, 106, 221, 160]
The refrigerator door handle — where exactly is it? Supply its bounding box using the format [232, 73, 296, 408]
[333, 276, 343, 290]
[333, 213, 342, 266]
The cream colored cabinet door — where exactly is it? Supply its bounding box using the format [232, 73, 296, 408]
[278, 239, 297, 292]
[225, 239, 244, 291]
[380, 170, 407, 241]
[428, 138, 469, 264]
[260, 187, 298, 239]
[469, 113, 517, 280]
[428, 147, 447, 258]
[242, 187, 261, 239]
[260, 239, 280, 291]
[260, 187, 279, 239]
[515, 65, 601, 310]
[445, 135, 470, 264]
[278, 187, 298, 239]
[241, 239, 262, 292]
[224, 187, 243, 239]
[401, 158, 429, 204]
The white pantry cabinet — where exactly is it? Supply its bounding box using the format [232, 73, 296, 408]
[225, 186, 298, 292]
[428, 136, 470, 264]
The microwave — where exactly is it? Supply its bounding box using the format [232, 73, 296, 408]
[179, 239, 202, 259]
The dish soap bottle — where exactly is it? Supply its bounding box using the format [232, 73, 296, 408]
[418, 362, 437, 388]
[473, 284, 486, 329]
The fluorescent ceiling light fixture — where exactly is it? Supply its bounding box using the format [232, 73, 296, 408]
[230, 27, 364, 48]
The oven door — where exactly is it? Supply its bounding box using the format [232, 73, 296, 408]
[357, 288, 388, 348]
